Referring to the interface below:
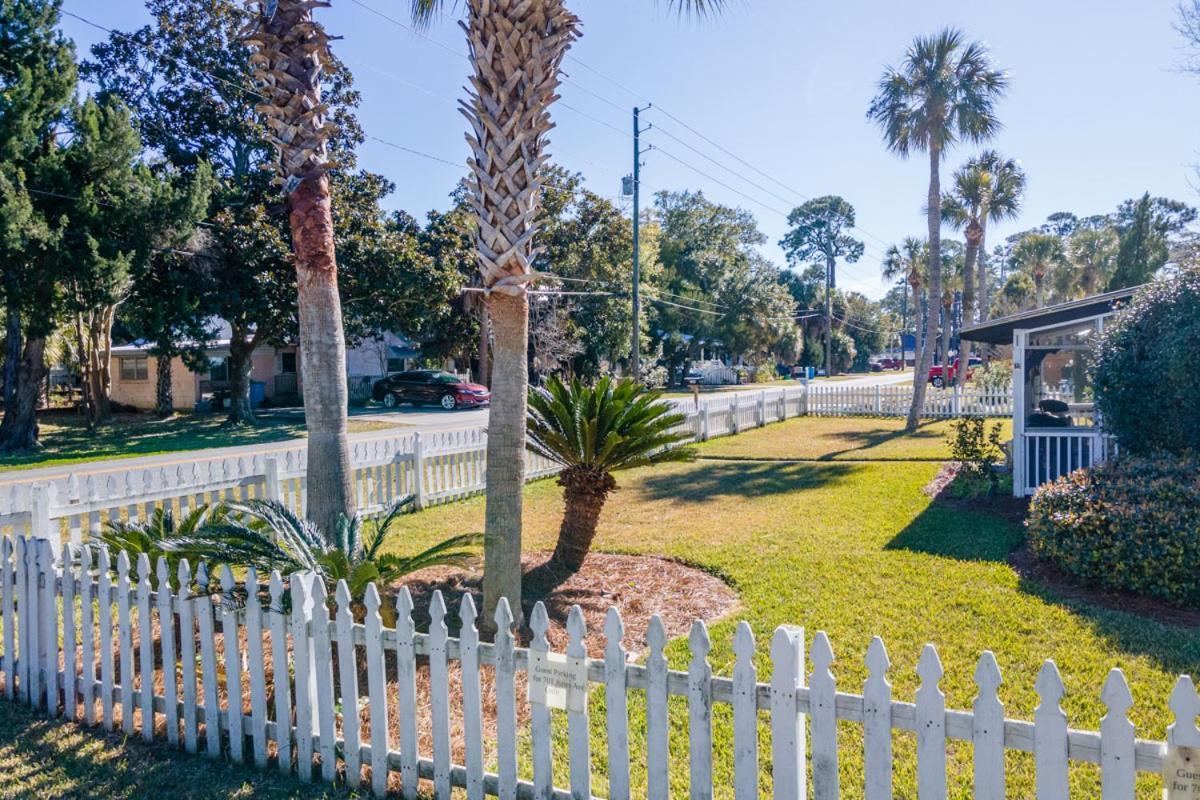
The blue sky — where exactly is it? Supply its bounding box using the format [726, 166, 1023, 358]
[61, 0, 1200, 299]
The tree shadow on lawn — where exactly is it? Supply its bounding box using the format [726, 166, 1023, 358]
[638, 460, 861, 504]
[815, 420, 947, 461]
[886, 477, 1200, 673]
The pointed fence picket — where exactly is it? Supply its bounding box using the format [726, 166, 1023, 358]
[0, 525, 1188, 799]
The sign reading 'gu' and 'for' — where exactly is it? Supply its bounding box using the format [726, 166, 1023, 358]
[1165, 746, 1200, 799]
[527, 650, 589, 713]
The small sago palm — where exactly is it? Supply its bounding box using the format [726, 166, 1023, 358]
[527, 376, 696, 573]
[101, 505, 226, 589]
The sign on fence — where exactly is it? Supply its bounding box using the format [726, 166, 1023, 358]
[528, 649, 589, 712]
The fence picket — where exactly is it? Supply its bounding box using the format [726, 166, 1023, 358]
[135, 554, 152, 739]
[220, 565, 245, 764]
[195, 564, 221, 758]
[566, 606, 592, 800]
[810, 631, 838, 800]
[604, 607, 631, 800]
[687, 620, 713, 800]
[1034, 660, 1068, 798]
[268, 571, 291, 772]
[308, 580, 337, 783]
[530, 601, 553, 800]
[972, 651, 1005, 800]
[863, 636, 891, 800]
[177, 560, 198, 753]
[61, 544, 78, 721]
[646, 614, 670, 800]
[116, 552, 134, 733]
[394, 587, 419, 799]
[428, 590, 451, 798]
[459, 594, 484, 800]
[334, 581, 361, 789]
[19, 538, 34, 706]
[291, 573, 314, 781]
[38, 539, 58, 714]
[493, 598, 518, 800]
[1100, 668, 1136, 799]
[243, 569, 268, 768]
[363, 584, 389, 797]
[732, 621, 758, 800]
[916, 644, 946, 800]
[2, 537, 13, 702]
[769, 626, 804, 800]
[97, 547, 115, 731]
[157, 557, 179, 747]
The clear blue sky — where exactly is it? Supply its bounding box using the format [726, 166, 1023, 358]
[61, 0, 1200, 299]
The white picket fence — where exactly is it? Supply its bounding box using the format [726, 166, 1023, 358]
[0, 533, 1192, 799]
[805, 384, 1015, 418]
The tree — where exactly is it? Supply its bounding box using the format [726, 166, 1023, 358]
[779, 196, 864, 377]
[868, 29, 1007, 429]
[0, 0, 75, 450]
[940, 150, 1024, 384]
[1011, 232, 1066, 307]
[1061, 227, 1118, 299]
[526, 376, 694, 573]
[882, 237, 926, 368]
[1108, 193, 1197, 290]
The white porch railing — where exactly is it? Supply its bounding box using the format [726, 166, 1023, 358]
[0, 534, 1191, 799]
[1020, 428, 1118, 496]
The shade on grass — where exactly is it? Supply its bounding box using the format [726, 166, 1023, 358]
[387, 416, 1194, 799]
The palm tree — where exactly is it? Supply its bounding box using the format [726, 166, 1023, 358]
[1011, 232, 1067, 307]
[937, 240, 964, 381]
[1064, 227, 1118, 298]
[971, 152, 1025, 320]
[244, 1, 354, 535]
[882, 237, 926, 368]
[412, 0, 723, 626]
[527, 376, 695, 573]
[868, 29, 1007, 430]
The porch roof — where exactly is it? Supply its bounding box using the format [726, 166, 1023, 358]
[959, 286, 1140, 345]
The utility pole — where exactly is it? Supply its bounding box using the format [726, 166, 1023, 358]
[824, 253, 834, 379]
[630, 105, 652, 382]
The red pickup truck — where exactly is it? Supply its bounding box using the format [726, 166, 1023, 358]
[928, 357, 981, 388]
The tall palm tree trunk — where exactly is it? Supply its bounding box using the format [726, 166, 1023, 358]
[461, 0, 580, 628]
[908, 144, 942, 431]
[291, 174, 355, 535]
[977, 227, 989, 321]
[956, 222, 981, 388]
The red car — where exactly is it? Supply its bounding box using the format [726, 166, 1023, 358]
[372, 370, 491, 410]
[928, 357, 981, 388]
[876, 357, 904, 371]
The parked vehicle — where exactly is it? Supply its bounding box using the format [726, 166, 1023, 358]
[928, 357, 982, 388]
[371, 370, 490, 410]
[877, 357, 904, 371]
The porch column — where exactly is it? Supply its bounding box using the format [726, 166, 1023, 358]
[1011, 329, 1026, 497]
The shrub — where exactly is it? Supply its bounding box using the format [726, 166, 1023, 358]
[1027, 455, 1200, 606]
[1092, 265, 1200, 455]
[948, 417, 1004, 494]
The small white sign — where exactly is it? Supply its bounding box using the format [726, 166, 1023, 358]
[1164, 746, 1200, 799]
[527, 650, 589, 713]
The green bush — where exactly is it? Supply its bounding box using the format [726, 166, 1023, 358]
[948, 417, 1004, 494]
[1027, 455, 1200, 606]
[1092, 265, 1200, 455]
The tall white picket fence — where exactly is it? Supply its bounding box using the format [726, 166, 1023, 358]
[0, 533, 1191, 799]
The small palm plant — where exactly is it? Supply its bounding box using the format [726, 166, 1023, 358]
[101, 505, 227, 589]
[527, 376, 696, 573]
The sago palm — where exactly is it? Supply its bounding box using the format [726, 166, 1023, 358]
[527, 376, 695, 573]
[101, 504, 226, 589]
[868, 28, 1007, 429]
[411, 0, 724, 625]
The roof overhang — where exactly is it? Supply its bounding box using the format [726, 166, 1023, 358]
[959, 286, 1141, 345]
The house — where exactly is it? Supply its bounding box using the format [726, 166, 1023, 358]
[109, 325, 423, 411]
[959, 286, 1138, 497]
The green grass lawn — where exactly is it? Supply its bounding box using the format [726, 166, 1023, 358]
[386, 415, 1193, 799]
[0, 699, 356, 799]
[0, 414, 402, 473]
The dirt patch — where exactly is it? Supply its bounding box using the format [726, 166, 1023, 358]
[1009, 544, 1200, 628]
[401, 550, 741, 656]
[923, 462, 1028, 524]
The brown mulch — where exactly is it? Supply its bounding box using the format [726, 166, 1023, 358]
[401, 550, 741, 657]
[925, 462, 1200, 628]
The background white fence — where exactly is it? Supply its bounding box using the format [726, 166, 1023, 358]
[0, 534, 1191, 799]
[0, 382, 1025, 546]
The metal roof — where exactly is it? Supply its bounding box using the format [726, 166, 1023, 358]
[959, 285, 1141, 345]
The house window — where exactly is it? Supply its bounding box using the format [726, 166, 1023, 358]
[386, 357, 406, 374]
[209, 358, 229, 382]
[280, 351, 297, 374]
[119, 356, 149, 382]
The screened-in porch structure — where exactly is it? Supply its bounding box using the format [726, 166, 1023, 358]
[960, 287, 1137, 496]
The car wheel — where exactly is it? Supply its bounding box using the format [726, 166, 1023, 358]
[932, 376, 944, 389]
[382, 392, 399, 409]
[440, 394, 457, 410]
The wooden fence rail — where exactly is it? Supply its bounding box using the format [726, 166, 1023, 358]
[0, 534, 1191, 799]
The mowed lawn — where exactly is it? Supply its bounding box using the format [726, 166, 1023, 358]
[388, 415, 1195, 799]
[0, 414, 401, 473]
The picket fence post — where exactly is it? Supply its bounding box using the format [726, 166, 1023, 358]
[758, 391, 767, 427]
[701, 404, 711, 442]
[263, 456, 282, 502]
[411, 433, 426, 510]
[770, 625, 805, 800]
[29, 483, 51, 541]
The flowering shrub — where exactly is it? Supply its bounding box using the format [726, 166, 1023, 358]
[1027, 456, 1200, 606]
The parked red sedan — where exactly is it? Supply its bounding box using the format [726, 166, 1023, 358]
[928, 357, 981, 388]
[372, 370, 491, 410]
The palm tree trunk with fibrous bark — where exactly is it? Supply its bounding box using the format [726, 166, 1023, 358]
[956, 220, 981, 389]
[908, 143, 942, 431]
[290, 174, 355, 537]
[461, 0, 580, 630]
[549, 467, 617, 574]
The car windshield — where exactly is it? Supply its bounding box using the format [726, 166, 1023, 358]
[432, 373, 463, 384]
